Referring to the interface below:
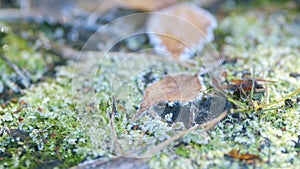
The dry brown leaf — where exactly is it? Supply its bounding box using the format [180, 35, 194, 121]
[226, 149, 262, 164]
[146, 2, 217, 59]
[139, 73, 204, 113]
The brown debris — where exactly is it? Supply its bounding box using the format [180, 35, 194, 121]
[225, 79, 267, 93]
[226, 149, 261, 164]
[139, 73, 204, 113]
[146, 2, 217, 59]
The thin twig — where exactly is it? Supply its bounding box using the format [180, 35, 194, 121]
[0, 53, 31, 79]
[249, 68, 256, 107]
[48, 41, 79, 61]
[73, 110, 228, 169]
[255, 87, 300, 111]
[109, 96, 123, 155]
[264, 84, 269, 105]
[143, 110, 228, 157]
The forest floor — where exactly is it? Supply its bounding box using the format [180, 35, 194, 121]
[0, 1, 300, 169]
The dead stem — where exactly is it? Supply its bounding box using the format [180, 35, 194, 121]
[73, 110, 228, 169]
[142, 110, 228, 158]
[263, 84, 269, 105]
[255, 87, 300, 111]
[0, 53, 31, 80]
[109, 96, 123, 155]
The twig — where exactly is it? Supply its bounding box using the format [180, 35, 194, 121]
[6, 21, 79, 61]
[250, 68, 256, 106]
[108, 96, 123, 155]
[263, 84, 269, 105]
[48, 41, 79, 61]
[255, 87, 300, 111]
[143, 110, 228, 157]
[35, 33, 79, 61]
[73, 110, 228, 169]
[0, 53, 31, 79]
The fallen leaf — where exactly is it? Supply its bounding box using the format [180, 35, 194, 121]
[139, 73, 204, 113]
[18, 117, 24, 123]
[37, 107, 44, 112]
[146, 2, 217, 59]
[225, 79, 265, 92]
[226, 149, 261, 164]
[10, 98, 18, 103]
[19, 100, 27, 105]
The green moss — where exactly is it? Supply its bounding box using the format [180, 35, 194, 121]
[0, 83, 87, 168]
[1, 3, 300, 169]
[147, 8, 300, 169]
[0, 23, 61, 100]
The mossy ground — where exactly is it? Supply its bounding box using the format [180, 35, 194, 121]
[1, 1, 300, 169]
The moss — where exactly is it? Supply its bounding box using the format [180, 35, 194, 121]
[0, 23, 61, 100]
[147, 7, 300, 169]
[1, 3, 300, 169]
[0, 83, 87, 168]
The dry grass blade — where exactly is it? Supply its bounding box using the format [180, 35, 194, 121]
[72, 110, 228, 169]
[108, 96, 123, 155]
[0, 53, 31, 79]
[255, 87, 300, 111]
[48, 41, 79, 61]
[143, 110, 228, 157]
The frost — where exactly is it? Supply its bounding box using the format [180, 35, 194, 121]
[1, 114, 13, 122]
[1, 5, 300, 169]
[183, 129, 209, 145]
[67, 138, 77, 145]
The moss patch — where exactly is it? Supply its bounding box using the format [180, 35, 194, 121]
[1, 4, 300, 169]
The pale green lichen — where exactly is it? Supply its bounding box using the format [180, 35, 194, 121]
[0, 23, 61, 99]
[146, 9, 300, 169]
[1, 4, 300, 169]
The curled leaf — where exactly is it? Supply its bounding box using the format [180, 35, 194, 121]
[146, 2, 217, 59]
[137, 73, 229, 128]
[139, 73, 204, 113]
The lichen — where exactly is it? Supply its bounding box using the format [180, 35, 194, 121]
[0, 23, 61, 100]
[1, 3, 300, 169]
[147, 7, 300, 169]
